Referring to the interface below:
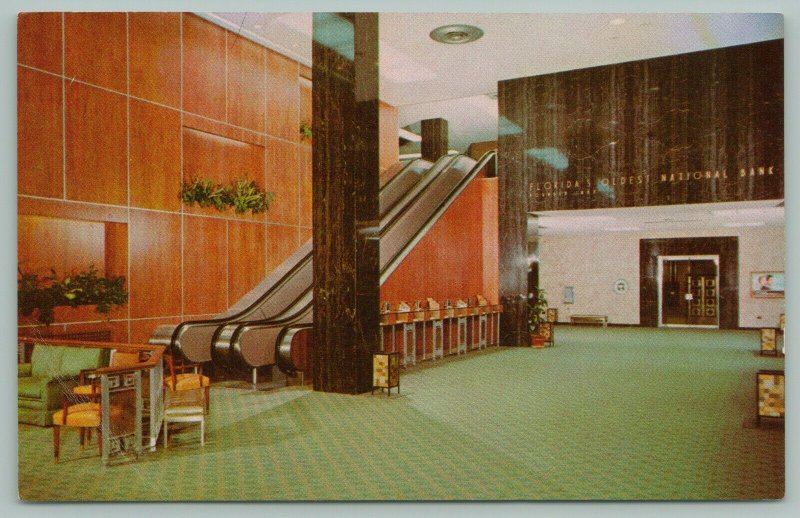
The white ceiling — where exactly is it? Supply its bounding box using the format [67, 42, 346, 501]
[533, 200, 784, 236]
[203, 12, 783, 151]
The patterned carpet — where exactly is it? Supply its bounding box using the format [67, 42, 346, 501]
[18, 326, 784, 501]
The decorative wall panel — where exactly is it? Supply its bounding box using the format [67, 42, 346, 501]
[17, 67, 63, 198]
[65, 83, 128, 205]
[18, 12, 62, 74]
[499, 40, 783, 212]
[65, 12, 127, 93]
[129, 12, 181, 108]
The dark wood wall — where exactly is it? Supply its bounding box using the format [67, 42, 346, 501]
[499, 39, 783, 212]
[640, 237, 739, 329]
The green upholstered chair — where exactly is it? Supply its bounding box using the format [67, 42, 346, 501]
[18, 344, 107, 426]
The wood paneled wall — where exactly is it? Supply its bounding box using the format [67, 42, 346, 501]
[17, 13, 400, 342]
[499, 39, 783, 212]
[380, 177, 499, 305]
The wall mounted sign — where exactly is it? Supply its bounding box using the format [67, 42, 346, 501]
[613, 279, 628, 294]
[563, 286, 575, 304]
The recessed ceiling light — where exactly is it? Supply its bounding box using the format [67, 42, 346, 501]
[430, 24, 484, 45]
[610, 17, 626, 26]
[252, 24, 263, 30]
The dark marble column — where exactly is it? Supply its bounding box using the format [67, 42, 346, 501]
[497, 79, 529, 347]
[421, 118, 449, 161]
[312, 13, 380, 394]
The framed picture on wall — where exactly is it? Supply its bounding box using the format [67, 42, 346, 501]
[750, 272, 785, 298]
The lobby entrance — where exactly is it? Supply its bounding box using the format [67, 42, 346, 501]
[658, 255, 720, 328]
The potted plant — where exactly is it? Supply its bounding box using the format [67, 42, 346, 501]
[528, 288, 548, 347]
[18, 265, 128, 325]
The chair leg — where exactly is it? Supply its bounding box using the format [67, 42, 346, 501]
[53, 425, 60, 463]
[163, 420, 168, 448]
[205, 386, 210, 414]
[87, 427, 92, 444]
[80, 428, 85, 450]
[200, 419, 205, 447]
[97, 429, 102, 456]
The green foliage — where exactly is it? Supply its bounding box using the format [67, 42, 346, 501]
[18, 265, 129, 325]
[181, 177, 274, 215]
[228, 178, 275, 215]
[299, 120, 313, 141]
[527, 288, 548, 334]
[180, 178, 227, 211]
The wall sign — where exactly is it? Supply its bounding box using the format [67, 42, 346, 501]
[563, 286, 575, 304]
[613, 279, 628, 294]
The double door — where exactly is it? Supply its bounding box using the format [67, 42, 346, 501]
[658, 255, 719, 328]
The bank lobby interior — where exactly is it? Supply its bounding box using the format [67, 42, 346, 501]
[15, 12, 786, 501]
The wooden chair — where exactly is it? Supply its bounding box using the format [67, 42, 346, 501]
[52, 380, 121, 463]
[73, 349, 141, 397]
[162, 355, 210, 448]
[164, 355, 210, 413]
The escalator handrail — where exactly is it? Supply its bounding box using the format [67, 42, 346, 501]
[166, 157, 427, 347]
[221, 153, 466, 341]
[381, 150, 496, 282]
[229, 150, 496, 371]
[206, 155, 460, 355]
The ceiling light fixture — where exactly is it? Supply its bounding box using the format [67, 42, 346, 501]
[430, 24, 484, 45]
[609, 17, 626, 26]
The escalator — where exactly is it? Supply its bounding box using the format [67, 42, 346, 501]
[222, 151, 497, 374]
[149, 155, 455, 363]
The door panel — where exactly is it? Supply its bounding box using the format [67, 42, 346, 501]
[661, 258, 719, 327]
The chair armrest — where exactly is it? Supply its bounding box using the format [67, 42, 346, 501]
[78, 368, 100, 385]
[18, 363, 32, 378]
[174, 362, 203, 376]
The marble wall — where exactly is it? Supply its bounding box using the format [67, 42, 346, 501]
[499, 39, 784, 212]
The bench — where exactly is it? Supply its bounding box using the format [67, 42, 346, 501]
[570, 315, 608, 327]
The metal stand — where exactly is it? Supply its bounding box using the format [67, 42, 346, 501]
[402, 322, 416, 366]
[251, 365, 288, 391]
[478, 313, 488, 349]
[431, 320, 444, 360]
[456, 317, 468, 355]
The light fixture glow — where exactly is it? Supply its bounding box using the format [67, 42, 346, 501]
[610, 17, 626, 26]
[430, 24, 484, 45]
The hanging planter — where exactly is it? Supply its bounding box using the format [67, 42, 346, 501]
[18, 265, 129, 325]
[181, 177, 275, 216]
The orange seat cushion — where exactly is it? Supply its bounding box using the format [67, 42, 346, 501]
[52, 402, 122, 428]
[165, 374, 210, 391]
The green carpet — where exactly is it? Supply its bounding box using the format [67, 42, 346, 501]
[18, 326, 784, 501]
